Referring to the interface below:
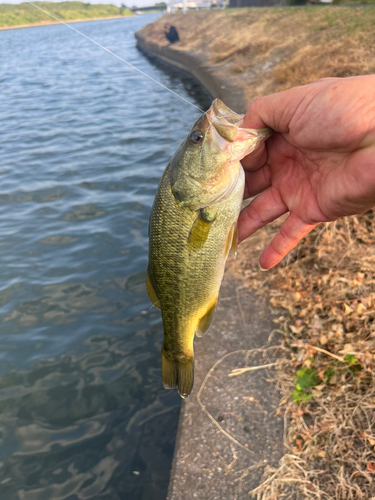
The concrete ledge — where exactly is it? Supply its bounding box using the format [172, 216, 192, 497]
[165, 277, 284, 500]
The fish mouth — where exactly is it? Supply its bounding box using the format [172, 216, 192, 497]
[209, 99, 245, 129]
[206, 99, 272, 161]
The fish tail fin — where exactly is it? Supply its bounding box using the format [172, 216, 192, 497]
[177, 357, 194, 399]
[161, 345, 194, 399]
[161, 345, 178, 390]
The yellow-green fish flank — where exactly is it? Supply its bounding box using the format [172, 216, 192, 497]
[147, 99, 272, 398]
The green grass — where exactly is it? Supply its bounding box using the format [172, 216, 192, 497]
[334, 0, 375, 3]
[0, 2, 132, 28]
[222, 5, 375, 40]
[303, 5, 375, 40]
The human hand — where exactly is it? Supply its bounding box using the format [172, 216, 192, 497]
[238, 76, 375, 269]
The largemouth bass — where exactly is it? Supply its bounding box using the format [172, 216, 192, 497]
[147, 99, 272, 398]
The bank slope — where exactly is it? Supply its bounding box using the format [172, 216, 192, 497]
[136, 7, 375, 110]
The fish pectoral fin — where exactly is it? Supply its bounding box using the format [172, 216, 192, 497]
[199, 206, 217, 223]
[188, 216, 212, 251]
[146, 270, 161, 310]
[196, 299, 218, 338]
[187, 206, 218, 251]
[225, 222, 238, 259]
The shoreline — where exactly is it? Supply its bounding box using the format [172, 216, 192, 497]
[135, 30, 247, 114]
[0, 15, 132, 32]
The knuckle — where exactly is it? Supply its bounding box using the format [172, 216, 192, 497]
[250, 204, 266, 225]
[278, 225, 292, 242]
[269, 238, 284, 259]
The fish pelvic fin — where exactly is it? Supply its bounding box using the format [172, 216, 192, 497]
[224, 222, 238, 259]
[161, 345, 194, 399]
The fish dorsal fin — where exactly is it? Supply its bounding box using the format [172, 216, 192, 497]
[195, 298, 218, 338]
[225, 222, 238, 258]
[146, 270, 161, 310]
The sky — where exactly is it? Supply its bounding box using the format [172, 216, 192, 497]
[0, 0, 162, 8]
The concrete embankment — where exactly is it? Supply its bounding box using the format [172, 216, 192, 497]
[134, 30, 246, 113]
[135, 16, 286, 500]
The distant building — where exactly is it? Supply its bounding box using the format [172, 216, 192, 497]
[230, 0, 286, 6]
[167, 0, 226, 11]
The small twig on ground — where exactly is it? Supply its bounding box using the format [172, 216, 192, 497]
[292, 343, 346, 363]
[228, 362, 278, 378]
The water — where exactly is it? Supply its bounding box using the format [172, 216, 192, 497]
[0, 14, 211, 500]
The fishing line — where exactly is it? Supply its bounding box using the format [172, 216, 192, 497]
[27, 2, 205, 114]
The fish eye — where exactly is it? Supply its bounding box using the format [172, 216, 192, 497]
[189, 130, 204, 145]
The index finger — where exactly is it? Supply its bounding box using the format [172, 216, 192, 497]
[240, 86, 311, 172]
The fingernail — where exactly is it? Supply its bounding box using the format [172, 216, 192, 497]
[259, 264, 269, 272]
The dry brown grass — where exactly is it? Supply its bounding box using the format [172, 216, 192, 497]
[252, 376, 375, 500]
[228, 212, 375, 499]
[140, 7, 375, 106]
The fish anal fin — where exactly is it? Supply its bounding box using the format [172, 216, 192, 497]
[196, 298, 218, 338]
[161, 345, 194, 399]
[146, 270, 161, 310]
